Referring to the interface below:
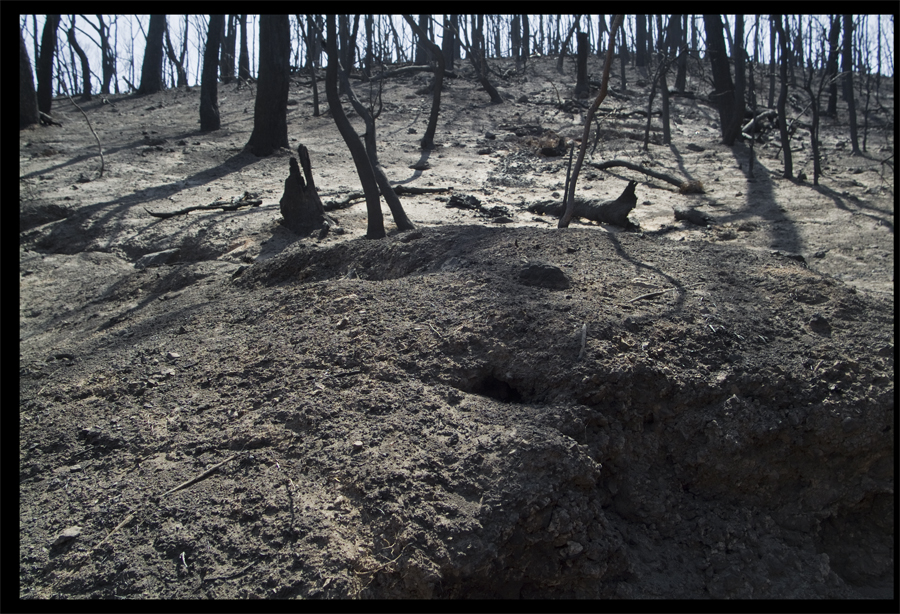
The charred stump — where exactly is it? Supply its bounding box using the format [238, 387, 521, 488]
[280, 144, 339, 236]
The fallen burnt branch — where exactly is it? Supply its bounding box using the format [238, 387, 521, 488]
[588, 159, 695, 190]
[366, 65, 459, 82]
[324, 185, 452, 210]
[145, 191, 262, 219]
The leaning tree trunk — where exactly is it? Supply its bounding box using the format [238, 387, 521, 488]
[403, 15, 444, 149]
[325, 14, 385, 239]
[199, 15, 224, 132]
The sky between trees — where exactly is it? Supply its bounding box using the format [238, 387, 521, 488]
[21, 14, 895, 98]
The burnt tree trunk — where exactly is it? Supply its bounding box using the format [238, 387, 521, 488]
[773, 15, 793, 179]
[67, 23, 92, 101]
[137, 15, 166, 95]
[280, 145, 338, 235]
[199, 15, 223, 132]
[36, 15, 60, 116]
[703, 14, 741, 145]
[238, 15, 251, 82]
[325, 14, 385, 239]
[403, 15, 444, 150]
[245, 15, 290, 156]
[574, 31, 590, 98]
[20, 28, 40, 128]
[470, 15, 503, 104]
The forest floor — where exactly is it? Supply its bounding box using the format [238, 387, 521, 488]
[19, 54, 894, 599]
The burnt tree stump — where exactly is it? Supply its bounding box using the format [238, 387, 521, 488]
[280, 144, 339, 236]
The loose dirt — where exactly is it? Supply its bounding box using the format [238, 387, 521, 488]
[19, 55, 893, 599]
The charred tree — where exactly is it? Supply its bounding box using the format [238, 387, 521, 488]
[164, 16, 190, 89]
[556, 15, 581, 74]
[221, 15, 236, 83]
[36, 15, 60, 116]
[245, 15, 290, 156]
[325, 14, 385, 239]
[137, 15, 166, 95]
[304, 15, 320, 116]
[703, 14, 741, 145]
[772, 15, 793, 179]
[841, 15, 862, 155]
[280, 145, 338, 236]
[20, 28, 40, 129]
[574, 31, 590, 98]
[442, 15, 457, 72]
[635, 15, 649, 68]
[66, 19, 92, 101]
[403, 15, 444, 150]
[469, 15, 503, 104]
[559, 15, 624, 229]
[199, 15, 224, 132]
[238, 15, 251, 82]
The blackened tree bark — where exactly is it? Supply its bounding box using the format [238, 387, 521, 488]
[772, 15, 793, 179]
[36, 15, 60, 116]
[305, 15, 320, 116]
[200, 15, 224, 132]
[521, 14, 530, 70]
[556, 15, 581, 74]
[363, 14, 374, 78]
[442, 15, 456, 72]
[470, 15, 503, 104]
[403, 14, 444, 150]
[245, 15, 290, 156]
[841, 14, 862, 155]
[137, 15, 166, 95]
[574, 31, 590, 98]
[732, 15, 746, 136]
[325, 14, 385, 239]
[238, 15, 251, 82]
[20, 28, 40, 128]
[280, 145, 338, 235]
[220, 15, 236, 84]
[511, 15, 522, 69]
[674, 14, 688, 91]
[66, 20, 92, 101]
[164, 16, 189, 88]
[635, 15, 648, 68]
[86, 15, 117, 95]
[825, 15, 841, 117]
[703, 14, 741, 145]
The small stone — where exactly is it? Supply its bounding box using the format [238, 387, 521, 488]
[51, 526, 82, 547]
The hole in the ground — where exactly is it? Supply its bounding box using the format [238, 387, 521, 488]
[471, 375, 523, 403]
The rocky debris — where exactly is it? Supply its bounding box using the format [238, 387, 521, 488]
[134, 248, 179, 269]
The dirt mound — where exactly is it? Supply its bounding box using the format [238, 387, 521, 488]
[20, 224, 893, 598]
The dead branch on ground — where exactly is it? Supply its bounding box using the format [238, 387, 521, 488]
[588, 159, 696, 190]
[145, 192, 262, 218]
